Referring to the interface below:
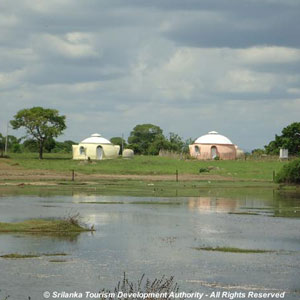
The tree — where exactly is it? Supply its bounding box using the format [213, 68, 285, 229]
[10, 107, 66, 159]
[23, 139, 39, 152]
[0, 133, 5, 152]
[148, 135, 169, 155]
[110, 137, 127, 154]
[128, 124, 165, 155]
[167, 132, 185, 152]
[265, 122, 300, 155]
[0, 134, 21, 154]
[52, 140, 76, 153]
[44, 137, 56, 153]
[182, 138, 195, 154]
[6, 135, 22, 153]
[251, 148, 265, 156]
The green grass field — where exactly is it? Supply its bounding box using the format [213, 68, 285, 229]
[6, 152, 287, 181]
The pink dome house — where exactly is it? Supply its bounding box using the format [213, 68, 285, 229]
[189, 131, 237, 160]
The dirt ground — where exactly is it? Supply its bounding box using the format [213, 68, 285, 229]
[0, 159, 233, 185]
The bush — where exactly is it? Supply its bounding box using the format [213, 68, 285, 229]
[199, 167, 209, 173]
[275, 159, 300, 184]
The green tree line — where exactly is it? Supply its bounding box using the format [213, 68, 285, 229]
[3, 107, 299, 159]
[252, 122, 300, 156]
[0, 134, 76, 154]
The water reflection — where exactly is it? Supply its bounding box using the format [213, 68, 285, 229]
[188, 197, 237, 213]
[0, 190, 300, 300]
[186, 194, 300, 217]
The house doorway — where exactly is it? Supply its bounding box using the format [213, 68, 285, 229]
[96, 146, 103, 160]
[211, 146, 217, 159]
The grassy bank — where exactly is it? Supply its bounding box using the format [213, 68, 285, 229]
[0, 218, 92, 233]
[0, 179, 280, 198]
[5, 153, 286, 181]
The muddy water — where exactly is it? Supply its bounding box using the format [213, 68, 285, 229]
[0, 190, 299, 300]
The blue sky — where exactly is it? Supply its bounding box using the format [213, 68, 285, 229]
[1, 0, 300, 150]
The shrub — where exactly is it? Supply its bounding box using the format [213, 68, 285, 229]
[199, 167, 209, 173]
[275, 159, 300, 184]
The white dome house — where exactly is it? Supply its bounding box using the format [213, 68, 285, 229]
[189, 131, 237, 160]
[72, 133, 120, 160]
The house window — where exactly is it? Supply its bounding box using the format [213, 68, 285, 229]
[195, 146, 200, 155]
[79, 146, 85, 155]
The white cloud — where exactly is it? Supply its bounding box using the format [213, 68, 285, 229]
[0, 1, 299, 150]
[216, 69, 276, 93]
[237, 46, 300, 64]
[287, 88, 300, 94]
[36, 33, 100, 59]
[24, 0, 74, 13]
[0, 13, 18, 27]
[128, 46, 297, 100]
[0, 69, 26, 89]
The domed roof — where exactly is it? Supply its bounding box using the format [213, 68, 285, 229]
[194, 131, 233, 145]
[80, 133, 111, 144]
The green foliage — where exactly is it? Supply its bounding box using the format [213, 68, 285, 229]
[110, 137, 127, 154]
[52, 140, 76, 153]
[251, 148, 266, 156]
[0, 133, 5, 151]
[44, 137, 56, 153]
[275, 159, 300, 184]
[166, 132, 185, 152]
[17, 138, 75, 153]
[11, 143, 22, 153]
[148, 135, 169, 155]
[158, 132, 188, 154]
[10, 107, 66, 159]
[265, 122, 300, 155]
[182, 138, 194, 154]
[23, 139, 39, 152]
[127, 124, 189, 155]
[128, 124, 165, 155]
[0, 133, 22, 153]
[264, 136, 281, 155]
[199, 167, 209, 173]
[9, 137, 22, 153]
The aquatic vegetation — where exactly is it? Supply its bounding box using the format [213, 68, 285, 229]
[192, 247, 274, 253]
[48, 259, 67, 263]
[0, 253, 68, 259]
[0, 253, 40, 259]
[99, 273, 180, 300]
[228, 212, 260, 216]
[43, 252, 68, 256]
[0, 217, 93, 233]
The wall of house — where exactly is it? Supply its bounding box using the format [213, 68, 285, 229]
[189, 144, 237, 160]
[72, 144, 119, 160]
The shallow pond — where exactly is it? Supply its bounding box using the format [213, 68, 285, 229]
[0, 188, 299, 300]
